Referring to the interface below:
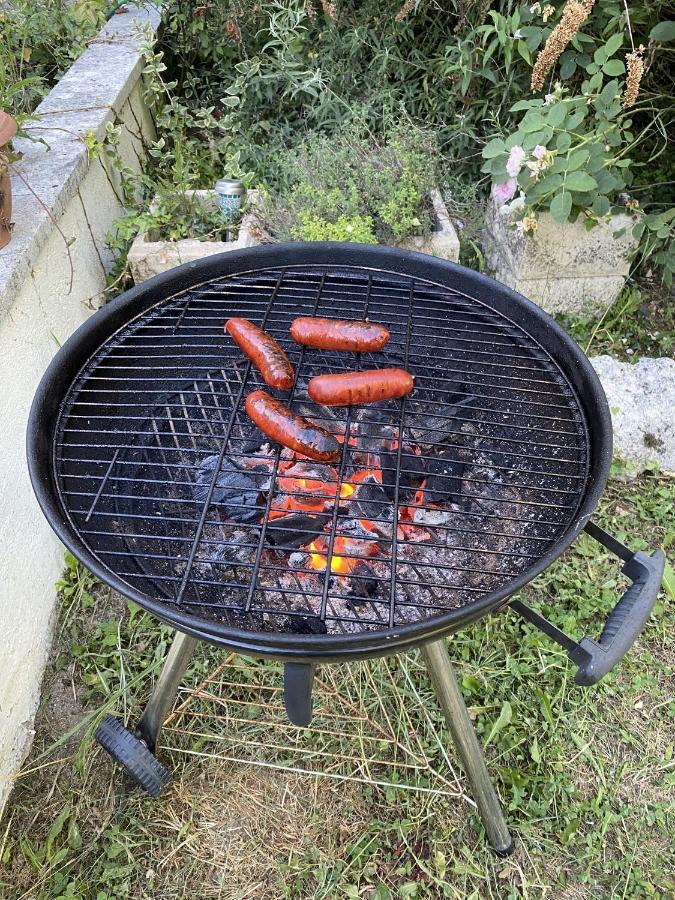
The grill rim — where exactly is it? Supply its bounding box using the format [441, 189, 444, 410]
[27, 242, 613, 661]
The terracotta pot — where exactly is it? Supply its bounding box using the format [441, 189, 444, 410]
[0, 112, 17, 250]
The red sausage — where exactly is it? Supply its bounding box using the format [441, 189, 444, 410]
[245, 390, 340, 462]
[308, 368, 414, 407]
[290, 317, 390, 353]
[225, 317, 294, 390]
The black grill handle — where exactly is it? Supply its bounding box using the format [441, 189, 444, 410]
[511, 522, 665, 687]
[571, 523, 665, 686]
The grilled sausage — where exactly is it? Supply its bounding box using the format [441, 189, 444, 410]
[290, 317, 390, 353]
[225, 317, 294, 390]
[308, 368, 414, 407]
[245, 390, 341, 462]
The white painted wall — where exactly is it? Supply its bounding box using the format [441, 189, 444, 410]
[0, 4, 159, 813]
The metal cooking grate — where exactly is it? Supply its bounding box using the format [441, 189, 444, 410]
[54, 266, 589, 637]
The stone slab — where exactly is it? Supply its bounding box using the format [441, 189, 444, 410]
[0, 2, 160, 323]
[591, 355, 675, 474]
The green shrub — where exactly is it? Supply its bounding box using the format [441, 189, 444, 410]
[293, 211, 377, 243]
[0, 0, 106, 124]
[265, 123, 438, 243]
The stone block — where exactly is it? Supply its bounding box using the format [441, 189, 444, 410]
[397, 189, 460, 262]
[591, 355, 675, 474]
[483, 198, 640, 317]
[128, 190, 266, 283]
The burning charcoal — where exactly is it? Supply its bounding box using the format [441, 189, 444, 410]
[266, 513, 332, 548]
[288, 615, 328, 635]
[241, 427, 267, 453]
[380, 445, 426, 502]
[193, 455, 262, 522]
[353, 476, 394, 538]
[425, 451, 465, 503]
[347, 562, 379, 601]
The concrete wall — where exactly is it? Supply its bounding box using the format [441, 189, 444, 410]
[0, 3, 160, 813]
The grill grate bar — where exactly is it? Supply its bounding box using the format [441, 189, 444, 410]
[99, 347, 556, 378]
[84, 449, 119, 523]
[243, 273, 328, 614]
[174, 275, 283, 605]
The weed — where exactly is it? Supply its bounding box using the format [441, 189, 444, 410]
[1, 468, 673, 897]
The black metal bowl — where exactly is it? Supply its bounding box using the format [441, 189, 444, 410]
[27, 243, 613, 661]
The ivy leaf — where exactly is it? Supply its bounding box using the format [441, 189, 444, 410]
[565, 171, 598, 191]
[650, 21, 675, 42]
[550, 190, 572, 223]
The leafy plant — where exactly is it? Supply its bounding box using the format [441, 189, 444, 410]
[0, 0, 106, 125]
[481, 4, 674, 282]
[265, 123, 439, 244]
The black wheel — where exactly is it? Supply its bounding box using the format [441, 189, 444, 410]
[94, 714, 171, 797]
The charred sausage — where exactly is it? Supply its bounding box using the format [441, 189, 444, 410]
[290, 317, 390, 353]
[225, 317, 294, 390]
[308, 368, 414, 407]
[245, 390, 341, 462]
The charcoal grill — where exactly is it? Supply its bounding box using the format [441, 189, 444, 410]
[27, 243, 664, 853]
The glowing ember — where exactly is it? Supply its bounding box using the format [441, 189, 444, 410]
[306, 535, 378, 575]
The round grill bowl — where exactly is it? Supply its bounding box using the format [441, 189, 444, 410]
[27, 243, 612, 661]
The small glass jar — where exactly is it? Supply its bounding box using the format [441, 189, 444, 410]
[214, 178, 245, 224]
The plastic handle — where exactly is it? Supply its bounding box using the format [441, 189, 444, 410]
[570, 548, 665, 686]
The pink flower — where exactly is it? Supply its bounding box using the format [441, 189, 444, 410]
[492, 178, 518, 204]
[506, 145, 526, 177]
[533, 145, 547, 160]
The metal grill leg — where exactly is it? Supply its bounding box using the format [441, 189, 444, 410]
[136, 630, 200, 752]
[421, 639, 514, 856]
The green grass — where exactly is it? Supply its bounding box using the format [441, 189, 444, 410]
[557, 282, 675, 361]
[1, 467, 674, 899]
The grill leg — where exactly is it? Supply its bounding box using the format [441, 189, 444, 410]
[136, 630, 200, 752]
[421, 639, 514, 856]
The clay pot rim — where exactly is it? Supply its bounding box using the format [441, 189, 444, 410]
[0, 111, 17, 149]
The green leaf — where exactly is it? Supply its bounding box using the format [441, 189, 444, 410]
[592, 195, 611, 217]
[596, 79, 619, 109]
[521, 113, 546, 133]
[556, 132, 572, 151]
[566, 148, 590, 170]
[559, 54, 577, 80]
[663, 560, 675, 600]
[484, 700, 512, 747]
[482, 138, 506, 159]
[546, 103, 567, 127]
[650, 21, 675, 42]
[550, 190, 572, 223]
[603, 59, 625, 76]
[561, 817, 580, 845]
[517, 41, 532, 64]
[565, 171, 598, 191]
